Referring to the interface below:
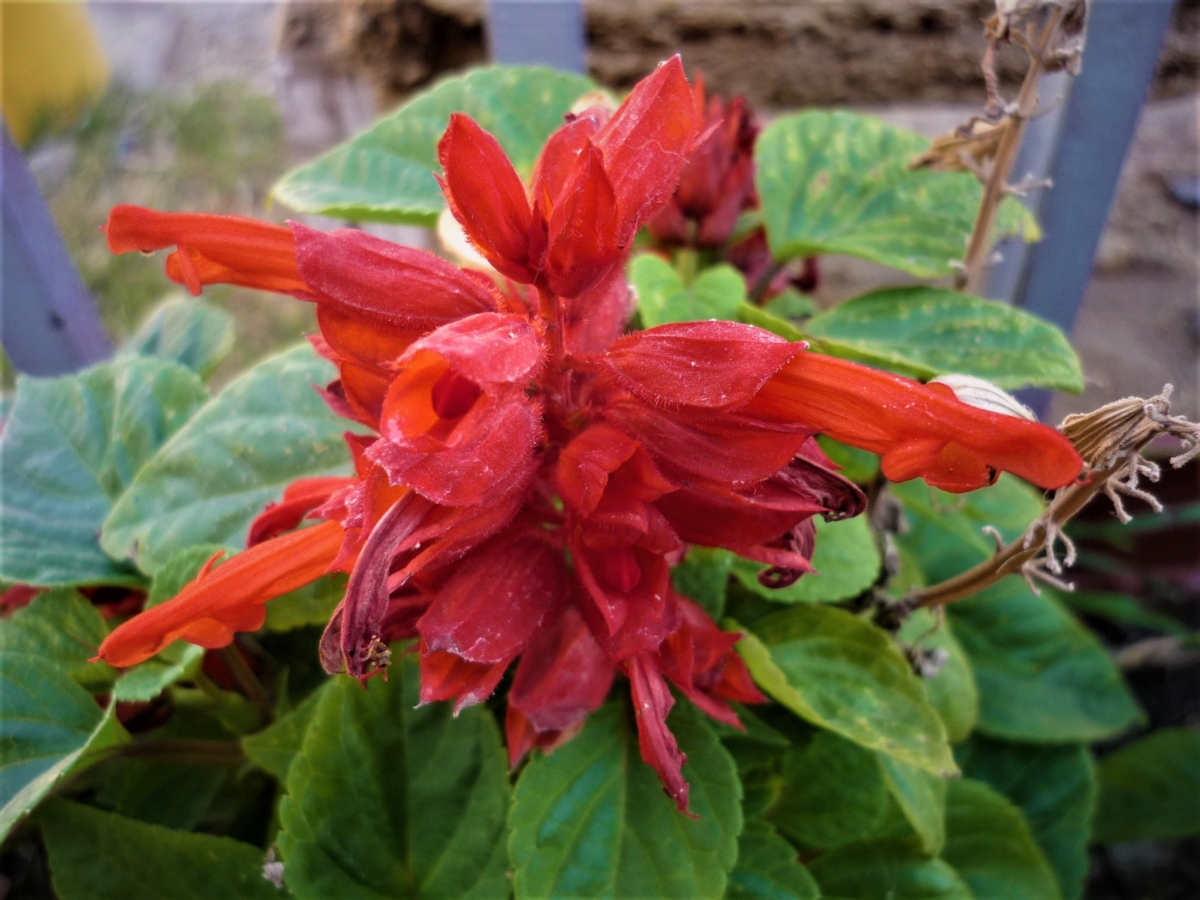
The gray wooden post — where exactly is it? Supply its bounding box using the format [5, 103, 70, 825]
[2, 122, 111, 375]
[487, 0, 586, 73]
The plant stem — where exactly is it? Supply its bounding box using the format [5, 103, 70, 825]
[911, 462, 1116, 608]
[221, 643, 273, 723]
[957, 8, 1063, 293]
[114, 739, 247, 767]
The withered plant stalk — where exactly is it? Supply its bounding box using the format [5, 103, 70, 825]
[957, 7, 1063, 292]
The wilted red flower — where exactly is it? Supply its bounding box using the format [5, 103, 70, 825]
[646, 75, 759, 249]
[96, 57, 1082, 811]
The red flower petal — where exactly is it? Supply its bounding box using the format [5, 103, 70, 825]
[417, 533, 566, 664]
[609, 398, 811, 487]
[96, 521, 343, 668]
[508, 602, 616, 733]
[419, 644, 512, 713]
[563, 269, 634, 355]
[594, 55, 700, 243]
[530, 111, 606, 203]
[292, 223, 498, 328]
[574, 540, 678, 660]
[437, 114, 535, 283]
[747, 352, 1084, 491]
[247, 476, 356, 546]
[626, 651, 691, 813]
[604, 320, 801, 411]
[543, 142, 622, 298]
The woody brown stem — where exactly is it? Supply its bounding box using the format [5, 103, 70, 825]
[957, 9, 1063, 293]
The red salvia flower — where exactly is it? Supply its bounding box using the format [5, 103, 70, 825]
[95, 57, 1083, 812]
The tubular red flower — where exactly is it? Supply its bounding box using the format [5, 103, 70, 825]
[105, 205, 306, 296]
[746, 353, 1084, 492]
[96, 521, 344, 668]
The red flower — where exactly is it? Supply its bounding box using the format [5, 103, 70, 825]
[646, 75, 759, 248]
[96, 57, 1083, 812]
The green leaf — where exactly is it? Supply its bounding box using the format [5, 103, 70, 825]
[119, 295, 236, 379]
[0, 657, 128, 842]
[0, 588, 113, 687]
[767, 730, 888, 851]
[1056, 589, 1193, 637]
[242, 688, 324, 781]
[809, 839, 972, 900]
[510, 701, 742, 900]
[736, 607, 956, 777]
[948, 579, 1143, 743]
[0, 358, 208, 586]
[756, 110, 1038, 278]
[941, 778, 1062, 900]
[673, 547, 735, 620]
[958, 736, 1095, 900]
[38, 799, 284, 899]
[878, 754, 947, 857]
[737, 302, 806, 341]
[1092, 728, 1200, 844]
[631, 255, 747, 327]
[278, 656, 510, 900]
[274, 66, 596, 224]
[102, 344, 352, 576]
[264, 575, 347, 632]
[893, 474, 1046, 585]
[804, 288, 1082, 392]
[762, 289, 818, 321]
[731, 517, 881, 605]
[726, 820, 821, 900]
[898, 609, 978, 744]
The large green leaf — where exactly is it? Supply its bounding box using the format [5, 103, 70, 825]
[0, 588, 113, 687]
[119, 295, 236, 379]
[274, 66, 596, 224]
[756, 110, 1038, 278]
[948, 580, 1143, 743]
[0, 657, 128, 841]
[727, 820, 821, 900]
[631, 255, 747, 328]
[958, 736, 1095, 900]
[0, 358, 208, 586]
[510, 701, 742, 900]
[1092, 728, 1200, 844]
[735, 607, 956, 777]
[102, 344, 351, 576]
[805, 288, 1082, 392]
[768, 730, 888, 851]
[941, 778, 1062, 900]
[898, 609, 978, 744]
[731, 517, 881, 605]
[809, 839, 972, 900]
[38, 799, 283, 899]
[278, 657, 510, 900]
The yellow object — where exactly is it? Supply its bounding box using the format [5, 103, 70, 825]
[1, 0, 110, 145]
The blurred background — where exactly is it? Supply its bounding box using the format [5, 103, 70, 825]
[1, 2, 1197, 897]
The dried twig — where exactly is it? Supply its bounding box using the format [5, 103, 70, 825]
[957, 3, 1070, 292]
[907, 385, 1200, 610]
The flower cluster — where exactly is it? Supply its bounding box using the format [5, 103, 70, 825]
[97, 57, 1082, 810]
